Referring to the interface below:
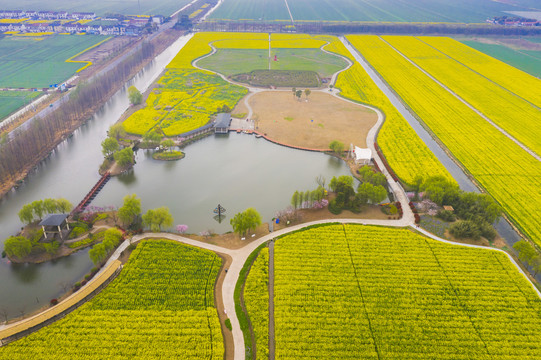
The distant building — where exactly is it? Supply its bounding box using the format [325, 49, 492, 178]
[71, 12, 96, 20]
[152, 15, 165, 24]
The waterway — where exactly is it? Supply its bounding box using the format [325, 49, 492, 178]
[0, 34, 355, 321]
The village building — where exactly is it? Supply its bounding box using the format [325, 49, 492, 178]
[214, 113, 232, 134]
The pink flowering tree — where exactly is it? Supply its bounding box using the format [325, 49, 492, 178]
[176, 224, 188, 234]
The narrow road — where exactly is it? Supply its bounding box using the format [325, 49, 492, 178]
[378, 36, 540, 162]
[283, 0, 295, 26]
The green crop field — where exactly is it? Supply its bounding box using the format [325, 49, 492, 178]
[0, 91, 41, 121]
[244, 224, 541, 359]
[460, 41, 541, 78]
[209, 0, 290, 21]
[0, 35, 105, 88]
[270, 49, 347, 77]
[198, 49, 269, 76]
[0, 0, 192, 16]
[198, 48, 347, 78]
[0, 240, 224, 359]
[210, 0, 539, 23]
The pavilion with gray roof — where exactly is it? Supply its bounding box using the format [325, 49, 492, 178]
[39, 214, 70, 241]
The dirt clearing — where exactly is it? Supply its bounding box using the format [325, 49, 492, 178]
[243, 90, 377, 150]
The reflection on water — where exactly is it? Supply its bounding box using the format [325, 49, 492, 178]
[93, 133, 358, 234]
[10, 263, 40, 283]
[117, 170, 137, 185]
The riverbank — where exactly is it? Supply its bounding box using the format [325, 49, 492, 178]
[0, 29, 185, 200]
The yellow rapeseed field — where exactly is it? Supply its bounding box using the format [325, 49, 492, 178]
[324, 39, 453, 185]
[348, 34, 541, 247]
[383, 35, 541, 156]
[421, 36, 541, 108]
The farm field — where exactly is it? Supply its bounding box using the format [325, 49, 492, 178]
[197, 49, 269, 76]
[347, 35, 541, 247]
[260, 224, 541, 359]
[460, 40, 541, 78]
[325, 39, 453, 185]
[124, 33, 259, 136]
[208, 0, 290, 21]
[0, 91, 40, 121]
[0, 0, 192, 16]
[210, 0, 539, 22]
[244, 247, 269, 359]
[382, 35, 541, 156]
[0, 240, 224, 359]
[199, 48, 347, 78]
[123, 68, 247, 136]
[0, 35, 105, 88]
[421, 36, 541, 108]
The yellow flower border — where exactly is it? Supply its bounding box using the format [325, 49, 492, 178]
[65, 36, 112, 72]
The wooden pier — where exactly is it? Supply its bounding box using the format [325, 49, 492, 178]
[72, 172, 111, 214]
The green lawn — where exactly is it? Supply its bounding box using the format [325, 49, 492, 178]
[0, 0, 192, 16]
[270, 49, 348, 77]
[461, 40, 541, 78]
[197, 49, 269, 76]
[198, 48, 347, 77]
[245, 224, 541, 359]
[0, 35, 105, 88]
[0, 91, 41, 121]
[210, 0, 539, 22]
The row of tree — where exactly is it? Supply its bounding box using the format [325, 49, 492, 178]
[415, 175, 502, 240]
[200, 20, 541, 36]
[292, 87, 311, 101]
[4, 228, 60, 259]
[291, 186, 325, 209]
[0, 41, 156, 195]
[18, 198, 73, 224]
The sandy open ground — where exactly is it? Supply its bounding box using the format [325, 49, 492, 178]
[242, 90, 377, 149]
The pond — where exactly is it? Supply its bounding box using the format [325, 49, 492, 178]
[94, 133, 356, 234]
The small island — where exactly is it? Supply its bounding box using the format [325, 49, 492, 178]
[152, 150, 185, 161]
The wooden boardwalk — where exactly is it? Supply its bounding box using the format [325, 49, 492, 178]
[72, 172, 111, 214]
